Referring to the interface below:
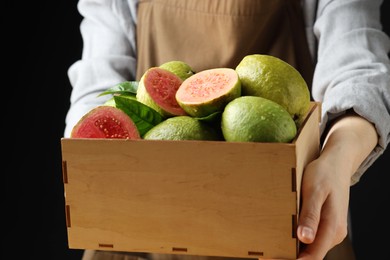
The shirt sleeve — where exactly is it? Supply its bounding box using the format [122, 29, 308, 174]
[313, 0, 390, 185]
[64, 0, 138, 138]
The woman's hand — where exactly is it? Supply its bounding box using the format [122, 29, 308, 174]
[297, 111, 378, 260]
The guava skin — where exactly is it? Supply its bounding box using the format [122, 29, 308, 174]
[159, 60, 195, 81]
[143, 116, 220, 141]
[236, 54, 310, 127]
[221, 96, 297, 143]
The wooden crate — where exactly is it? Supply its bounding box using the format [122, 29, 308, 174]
[61, 102, 320, 259]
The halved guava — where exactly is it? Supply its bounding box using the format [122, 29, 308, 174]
[175, 68, 241, 118]
[70, 106, 141, 139]
[136, 67, 187, 118]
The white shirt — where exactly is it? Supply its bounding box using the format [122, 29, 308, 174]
[65, 0, 390, 185]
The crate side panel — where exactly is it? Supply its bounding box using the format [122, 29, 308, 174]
[62, 139, 298, 258]
[294, 103, 321, 210]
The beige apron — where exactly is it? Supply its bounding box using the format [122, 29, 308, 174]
[83, 0, 355, 259]
[135, 0, 314, 87]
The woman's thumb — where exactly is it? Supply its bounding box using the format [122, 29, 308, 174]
[297, 200, 321, 244]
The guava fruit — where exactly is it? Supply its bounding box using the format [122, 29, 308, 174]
[159, 60, 195, 81]
[70, 106, 141, 139]
[175, 68, 241, 118]
[235, 54, 310, 126]
[221, 96, 297, 143]
[136, 67, 187, 118]
[143, 116, 221, 141]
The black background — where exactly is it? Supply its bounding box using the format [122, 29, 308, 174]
[5, 1, 390, 259]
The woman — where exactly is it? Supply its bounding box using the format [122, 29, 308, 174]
[65, 0, 390, 259]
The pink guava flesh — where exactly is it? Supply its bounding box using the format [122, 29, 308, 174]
[144, 67, 186, 115]
[71, 106, 140, 139]
[177, 68, 238, 103]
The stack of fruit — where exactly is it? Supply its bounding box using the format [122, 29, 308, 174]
[71, 54, 311, 143]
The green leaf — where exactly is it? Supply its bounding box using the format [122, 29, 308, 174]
[114, 95, 164, 136]
[98, 81, 139, 97]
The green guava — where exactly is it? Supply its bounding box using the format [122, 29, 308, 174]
[136, 67, 187, 118]
[221, 96, 297, 143]
[175, 68, 241, 118]
[143, 116, 220, 141]
[235, 54, 311, 126]
[159, 60, 195, 81]
[70, 106, 141, 139]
